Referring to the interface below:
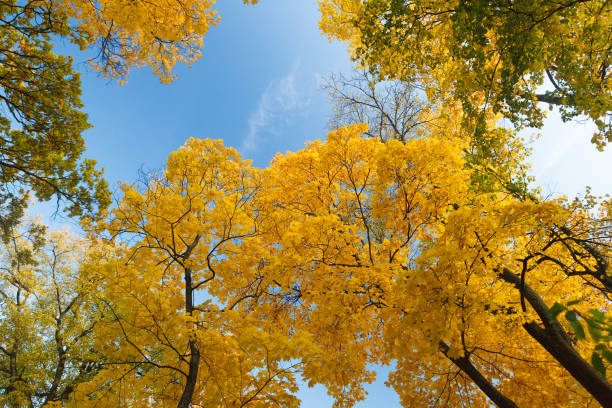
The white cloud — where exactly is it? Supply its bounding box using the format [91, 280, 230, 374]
[241, 62, 309, 152]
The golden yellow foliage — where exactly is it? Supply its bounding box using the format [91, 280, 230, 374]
[45, 0, 258, 82]
[250, 124, 610, 406]
[74, 125, 610, 407]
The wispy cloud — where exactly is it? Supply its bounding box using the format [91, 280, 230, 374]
[241, 62, 309, 152]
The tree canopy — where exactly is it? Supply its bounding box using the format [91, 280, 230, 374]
[1, 0, 611, 407]
[73, 123, 609, 407]
[319, 0, 612, 149]
[0, 0, 259, 227]
[0, 220, 106, 407]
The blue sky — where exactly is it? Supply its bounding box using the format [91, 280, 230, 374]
[56, 1, 400, 405]
[73, 1, 352, 185]
[45, 0, 610, 406]
[58, 0, 610, 199]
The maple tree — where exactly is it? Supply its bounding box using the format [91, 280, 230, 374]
[77, 138, 323, 408]
[251, 124, 612, 407]
[319, 0, 612, 149]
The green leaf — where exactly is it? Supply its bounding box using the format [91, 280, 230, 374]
[591, 353, 605, 377]
[602, 349, 612, 365]
[549, 302, 566, 320]
[566, 312, 585, 340]
[587, 323, 602, 342]
[588, 308, 605, 319]
[566, 299, 581, 306]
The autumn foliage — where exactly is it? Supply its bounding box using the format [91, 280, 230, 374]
[0, 0, 611, 407]
[58, 123, 610, 407]
[319, 0, 612, 148]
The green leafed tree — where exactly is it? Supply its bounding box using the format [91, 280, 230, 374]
[0, 0, 259, 227]
[0, 0, 109, 228]
[319, 0, 611, 149]
[0, 218, 107, 407]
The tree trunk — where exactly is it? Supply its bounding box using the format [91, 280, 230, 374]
[439, 341, 519, 408]
[177, 339, 200, 408]
[177, 267, 199, 408]
[499, 268, 612, 407]
[523, 322, 612, 407]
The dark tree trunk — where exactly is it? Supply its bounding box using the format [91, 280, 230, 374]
[177, 267, 200, 408]
[499, 268, 612, 407]
[523, 322, 612, 407]
[177, 339, 200, 408]
[439, 341, 519, 408]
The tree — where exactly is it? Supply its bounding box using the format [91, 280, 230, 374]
[319, 0, 612, 149]
[0, 0, 109, 227]
[249, 124, 611, 407]
[79, 138, 321, 408]
[0, 218, 106, 407]
[1, 0, 260, 229]
[323, 70, 430, 142]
